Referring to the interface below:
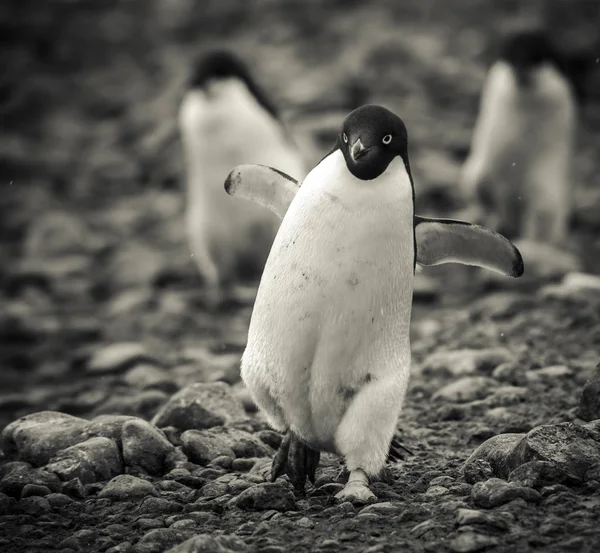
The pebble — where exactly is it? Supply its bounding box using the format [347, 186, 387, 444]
[578, 361, 600, 421]
[508, 461, 567, 489]
[123, 363, 173, 389]
[422, 348, 514, 377]
[46, 437, 122, 484]
[152, 382, 248, 431]
[139, 497, 183, 515]
[45, 492, 75, 508]
[526, 365, 573, 382]
[106, 542, 134, 553]
[21, 483, 52, 498]
[359, 501, 403, 515]
[433, 377, 498, 403]
[122, 418, 176, 475]
[232, 483, 296, 512]
[99, 474, 159, 501]
[1, 411, 89, 465]
[455, 508, 512, 531]
[88, 342, 156, 374]
[20, 495, 52, 516]
[63, 477, 86, 498]
[472, 478, 540, 508]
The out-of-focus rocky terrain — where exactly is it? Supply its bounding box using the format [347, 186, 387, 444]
[1, 1, 600, 552]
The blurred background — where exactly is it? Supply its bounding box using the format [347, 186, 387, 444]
[1, 0, 599, 429]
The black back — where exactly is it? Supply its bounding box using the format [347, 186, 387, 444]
[189, 50, 280, 120]
[498, 29, 565, 74]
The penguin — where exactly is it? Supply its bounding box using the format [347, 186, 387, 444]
[459, 29, 576, 246]
[224, 105, 524, 503]
[178, 50, 306, 298]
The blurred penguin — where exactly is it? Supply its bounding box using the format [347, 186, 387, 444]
[460, 29, 576, 246]
[179, 50, 307, 298]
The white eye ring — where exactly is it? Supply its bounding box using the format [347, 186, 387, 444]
[342, 133, 348, 144]
[382, 134, 392, 145]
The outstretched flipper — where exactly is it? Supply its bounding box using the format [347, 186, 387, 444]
[415, 216, 524, 278]
[224, 164, 300, 219]
[271, 431, 320, 494]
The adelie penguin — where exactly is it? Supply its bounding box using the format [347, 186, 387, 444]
[178, 50, 306, 299]
[224, 104, 524, 503]
[460, 28, 577, 246]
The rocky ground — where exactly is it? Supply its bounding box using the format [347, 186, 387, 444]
[2, 1, 600, 552]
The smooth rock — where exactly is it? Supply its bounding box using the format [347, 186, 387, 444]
[134, 528, 188, 553]
[472, 478, 540, 508]
[46, 437, 122, 484]
[233, 483, 296, 512]
[20, 495, 51, 516]
[88, 342, 156, 374]
[433, 377, 497, 403]
[526, 365, 573, 382]
[1, 411, 89, 465]
[578, 362, 600, 421]
[455, 508, 511, 531]
[85, 415, 138, 444]
[122, 419, 176, 475]
[422, 348, 514, 377]
[124, 364, 173, 389]
[99, 474, 159, 501]
[508, 461, 568, 489]
[449, 532, 500, 553]
[20, 483, 52, 498]
[139, 497, 183, 515]
[166, 533, 249, 553]
[152, 382, 248, 431]
[463, 433, 525, 482]
[0, 466, 61, 498]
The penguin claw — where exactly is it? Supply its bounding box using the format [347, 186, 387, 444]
[270, 432, 320, 493]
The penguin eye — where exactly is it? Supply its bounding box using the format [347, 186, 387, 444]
[382, 134, 392, 145]
[342, 133, 348, 144]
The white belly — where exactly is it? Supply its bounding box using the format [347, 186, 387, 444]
[242, 152, 414, 450]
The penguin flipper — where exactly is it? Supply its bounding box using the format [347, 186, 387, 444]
[224, 164, 300, 219]
[414, 216, 524, 278]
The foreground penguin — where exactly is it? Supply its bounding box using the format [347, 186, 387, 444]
[178, 50, 306, 296]
[459, 29, 576, 246]
[226, 105, 524, 503]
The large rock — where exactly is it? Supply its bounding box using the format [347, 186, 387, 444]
[88, 342, 157, 374]
[232, 483, 296, 512]
[122, 419, 177, 475]
[422, 348, 514, 377]
[1, 412, 89, 466]
[433, 377, 497, 403]
[472, 478, 540, 508]
[578, 362, 600, 421]
[166, 534, 249, 553]
[99, 474, 159, 501]
[181, 427, 272, 466]
[152, 383, 248, 431]
[0, 466, 61, 498]
[45, 437, 122, 484]
[463, 434, 525, 482]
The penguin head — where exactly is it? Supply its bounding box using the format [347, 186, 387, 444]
[188, 50, 279, 119]
[498, 29, 562, 86]
[338, 105, 410, 181]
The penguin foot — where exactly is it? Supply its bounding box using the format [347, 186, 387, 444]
[334, 469, 376, 504]
[271, 432, 320, 493]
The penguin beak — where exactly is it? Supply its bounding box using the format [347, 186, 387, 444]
[350, 139, 370, 162]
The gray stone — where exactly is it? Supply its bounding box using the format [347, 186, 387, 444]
[513, 422, 600, 482]
[46, 437, 122, 484]
[99, 475, 159, 501]
[85, 415, 138, 444]
[152, 382, 248, 431]
[0, 466, 61, 498]
[124, 364, 173, 389]
[508, 461, 568, 488]
[1, 411, 89, 465]
[92, 389, 169, 420]
[433, 377, 497, 403]
[449, 532, 500, 553]
[422, 348, 515, 377]
[122, 419, 176, 475]
[455, 508, 512, 531]
[20, 495, 51, 516]
[359, 501, 403, 515]
[166, 534, 249, 553]
[46, 493, 75, 508]
[472, 478, 540, 508]
[463, 433, 525, 482]
[134, 528, 188, 553]
[88, 342, 156, 374]
[578, 362, 600, 421]
[20, 484, 52, 498]
[139, 497, 183, 515]
[232, 483, 296, 512]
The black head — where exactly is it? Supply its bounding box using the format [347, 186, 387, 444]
[498, 29, 562, 83]
[188, 50, 279, 119]
[338, 105, 410, 181]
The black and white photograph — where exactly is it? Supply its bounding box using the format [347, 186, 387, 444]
[1, 0, 600, 551]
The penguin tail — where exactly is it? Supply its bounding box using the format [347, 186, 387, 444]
[387, 435, 414, 462]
